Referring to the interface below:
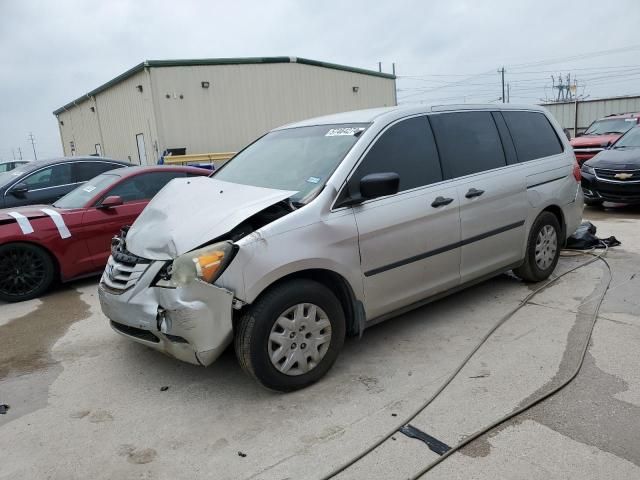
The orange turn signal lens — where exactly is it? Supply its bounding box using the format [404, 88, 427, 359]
[193, 251, 225, 283]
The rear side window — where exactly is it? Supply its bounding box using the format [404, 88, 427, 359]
[349, 116, 442, 194]
[105, 171, 186, 203]
[74, 161, 123, 182]
[430, 112, 506, 179]
[502, 111, 563, 162]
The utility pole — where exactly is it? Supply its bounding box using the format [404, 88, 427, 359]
[498, 67, 506, 103]
[12, 149, 16, 160]
[378, 62, 382, 73]
[28, 132, 37, 161]
[392, 62, 396, 76]
[18, 147, 23, 160]
[506, 83, 510, 103]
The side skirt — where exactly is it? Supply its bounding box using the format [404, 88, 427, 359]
[364, 260, 524, 329]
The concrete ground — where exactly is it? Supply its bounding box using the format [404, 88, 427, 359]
[0, 206, 638, 480]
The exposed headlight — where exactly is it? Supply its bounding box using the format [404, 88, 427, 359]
[154, 241, 237, 288]
[581, 164, 595, 176]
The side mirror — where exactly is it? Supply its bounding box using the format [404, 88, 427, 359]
[563, 128, 571, 141]
[98, 195, 123, 209]
[9, 183, 29, 198]
[360, 172, 400, 199]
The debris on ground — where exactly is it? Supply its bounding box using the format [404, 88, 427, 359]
[0, 404, 9, 414]
[237, 451, 247, 458]
[567, 221, 621, 249]
[160, 386, 169, 391]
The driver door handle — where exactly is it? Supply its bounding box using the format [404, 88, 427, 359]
[465, 188, 485, 199]
[431, 196, 454, 208]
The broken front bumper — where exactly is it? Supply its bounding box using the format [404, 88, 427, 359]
[98, 259, 234, 366]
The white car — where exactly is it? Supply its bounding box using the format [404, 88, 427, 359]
[99, 104, 583, 391]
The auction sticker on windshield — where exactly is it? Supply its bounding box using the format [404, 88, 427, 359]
[325, 127, 366, 136]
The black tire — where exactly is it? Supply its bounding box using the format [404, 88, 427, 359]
[0, 243, 56, 302]
[513, 212, 561, 283]
[235, 279, 346, 392]
[584, 198, 604, 207]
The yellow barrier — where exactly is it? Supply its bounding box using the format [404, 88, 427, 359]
[163, 152, 236, 165]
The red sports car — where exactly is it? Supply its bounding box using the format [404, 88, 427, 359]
[0, 165, 209, 302]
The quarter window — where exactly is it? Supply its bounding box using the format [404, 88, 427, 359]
[348, 116, 442, 195]
[74, 162, 122, 183]
[502, 111, 563, 162]
[430, 112, 507, 179]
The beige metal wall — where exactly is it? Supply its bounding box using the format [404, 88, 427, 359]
[57, 70, 159, 164]
[56, 98, 103, 157]
[543, 96, 640, 137]
[150, 63, 396, 154]
[56, 62, 395, 162]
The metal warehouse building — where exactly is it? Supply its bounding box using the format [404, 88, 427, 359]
[542, 95, 640, 137]
[53, 57, 397, 164]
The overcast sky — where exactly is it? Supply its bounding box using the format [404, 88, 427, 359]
[2, 0, 640, 161]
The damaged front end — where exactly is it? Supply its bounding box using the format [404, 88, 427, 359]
[98, 178, 297, 366]
[99, 238, 235, 365]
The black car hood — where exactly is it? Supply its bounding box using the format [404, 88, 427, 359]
[585, 148, 640, 170]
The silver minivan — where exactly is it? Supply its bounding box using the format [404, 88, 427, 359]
[99, 104, 583, 391]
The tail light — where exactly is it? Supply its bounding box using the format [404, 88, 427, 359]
[572, 161, 581, 182]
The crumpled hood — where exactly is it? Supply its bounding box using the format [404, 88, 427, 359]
[571, 133, 620, 148]
[125, 177, 296, 260]
[0, 204, 59, 223]
[585, 148, 640, 170]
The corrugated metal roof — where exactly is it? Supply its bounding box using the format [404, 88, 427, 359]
[53, 57, 396, 115]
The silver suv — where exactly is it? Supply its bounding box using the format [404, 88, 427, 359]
[99, 104, 583, 391]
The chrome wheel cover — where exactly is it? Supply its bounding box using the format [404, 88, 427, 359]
[268, 303, 332, 376]
[535, 224, 558, 270]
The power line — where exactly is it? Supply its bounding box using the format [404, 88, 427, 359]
[505, 43, 640, 69]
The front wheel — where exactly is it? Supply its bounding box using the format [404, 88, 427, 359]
[0, 243, 55, 302]
[235, 279, 345, 392]
[513, 212, 561, 283]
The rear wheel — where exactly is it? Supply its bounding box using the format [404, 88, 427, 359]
[235, 279, 345, 392]
[0, 243, 55, 302]
[513, 212, 561, 283]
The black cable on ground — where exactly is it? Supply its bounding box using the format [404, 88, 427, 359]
[410, 249, 611, 479]
[320, 247, 610, 480]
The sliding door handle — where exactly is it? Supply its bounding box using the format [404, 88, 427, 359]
[465, 188, 485, 199]
[431, 196, 454, 208]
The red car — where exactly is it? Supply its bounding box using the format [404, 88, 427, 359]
[571, 112, 640, 164]
[0, 166, 209, 302]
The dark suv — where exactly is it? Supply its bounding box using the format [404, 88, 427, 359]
[0, 157, 131, 208]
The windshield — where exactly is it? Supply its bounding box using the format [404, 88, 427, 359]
[213, 123, 369, 204]
[585, 118, 637, 135]
[54, 173, 119, 209]
[614, 126, 640, 149]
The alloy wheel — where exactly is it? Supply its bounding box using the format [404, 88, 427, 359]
[0, 246, 46, 298]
